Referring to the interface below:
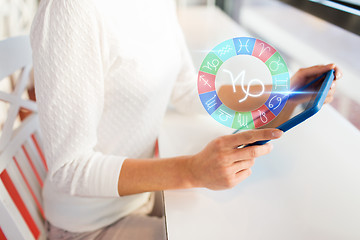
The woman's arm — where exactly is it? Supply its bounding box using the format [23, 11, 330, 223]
[118, 128, 283, 196]
[31, 0, 123, 197]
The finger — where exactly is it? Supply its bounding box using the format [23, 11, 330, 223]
[299, 64, 335, 78]
[330, 80, 336, 90]
[233, 169, 252, 184]
[222, 129, 283, 147]
[231, 143, 273, 161]
[333, 65, 342, 80]
[328, 83, 336, 95]
[324, 96, 334, 104]
[231, 158, 255, 172]
[324, 84, 336, 104]
[325, 83, 336, 102]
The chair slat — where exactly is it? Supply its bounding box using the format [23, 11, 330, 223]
[21, 145, 43, 188]
[0, 181, 34, 240]
[14, 149, 42, 208]
[13, 156, 45, 218]
[23, 141, 46, 181]
[0, 36, 32, 80]
[0, 228, 7, 240]
[7, 161, 45, 237]
[0, 170, 39, 239]
[31, 134, 47, 171]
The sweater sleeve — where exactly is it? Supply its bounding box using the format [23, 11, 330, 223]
[30, 0, 123, 197]
[170, 18, 206, 115]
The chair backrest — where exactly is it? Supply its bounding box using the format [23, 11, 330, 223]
[0, 36, 47, 240]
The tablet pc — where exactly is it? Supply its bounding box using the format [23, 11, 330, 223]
[236, 69, 335, 146]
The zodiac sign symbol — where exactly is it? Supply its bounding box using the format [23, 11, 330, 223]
[238, 39, 250, 53]
[238, 114, 249, 128]
[199, 75, 211, 87]
[222, 69, 265, 103]
[219, 109, 232, 121]
[202, 59, 220, 71]
[269, 56, 284, 72]
[206, 94, 217, 110]
[269, 95, 282, 110]
[274, 79, 288, 90]
[259, 43, 270, 57]
[218, 45, 231, 56]
[258, 110, 268, 123]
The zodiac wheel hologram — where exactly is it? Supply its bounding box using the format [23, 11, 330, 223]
[198, 37, 290, 129]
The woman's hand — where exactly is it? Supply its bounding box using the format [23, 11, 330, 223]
[291, 64, 342, 104]
[187, 128, 283, 190]
[119, 129, 282, 196]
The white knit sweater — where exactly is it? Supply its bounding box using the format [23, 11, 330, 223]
[31, 0, 201, 232]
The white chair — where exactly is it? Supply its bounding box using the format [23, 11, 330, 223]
[0, 36, 47, 240]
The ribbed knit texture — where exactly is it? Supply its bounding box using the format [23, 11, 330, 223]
[30, 0, 201, 232]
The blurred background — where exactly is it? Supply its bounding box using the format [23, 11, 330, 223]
[1, 0, 359, 131]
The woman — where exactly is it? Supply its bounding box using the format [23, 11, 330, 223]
[30, 0, 341, 239]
